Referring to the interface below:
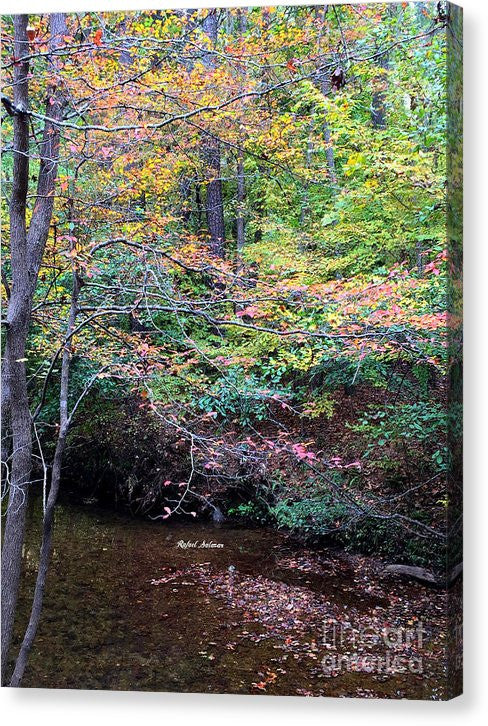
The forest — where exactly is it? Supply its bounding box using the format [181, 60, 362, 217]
[1, 3, 462, 696]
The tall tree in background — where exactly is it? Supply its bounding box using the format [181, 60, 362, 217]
[316, 5, 338, 191]
[371, 53, 389, 128]
[201, 9, 226, 256]
[371, 5, 397, 129]
[235, 8, 247, 255]
[371, 47, 389, 128]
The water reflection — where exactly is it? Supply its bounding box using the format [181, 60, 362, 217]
[14, 498, 447, 698]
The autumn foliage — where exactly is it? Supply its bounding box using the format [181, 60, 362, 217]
[1, 4, 460, 575]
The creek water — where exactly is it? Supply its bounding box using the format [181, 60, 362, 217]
[14, 498, 450, 699]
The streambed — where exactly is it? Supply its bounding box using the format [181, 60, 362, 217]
[15, 499, 453, 699]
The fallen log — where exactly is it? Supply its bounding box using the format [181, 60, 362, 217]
[383, 564, 438, 585]
[382, 562, 463, 588]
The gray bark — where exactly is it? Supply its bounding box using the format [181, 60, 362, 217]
[1, 13, 66, 683]
[300, 133, 314, 226]
[235, 8, 247, 255]
[383, 563, 463, 588]
[180, 177, 192, 225]
[1, 15, 32, 682]
[10, 227, 80, 686]
[204, 145, 225, 257]
[253, 166, 266, 243]
[316, 7, 338, 191]
[371, 4, 398, 129]
[236, 154, 245, 253]
[201, 9, 226, 256]
[383, 564, 438, 585]
[371, 51, 388, 129]
[322, 112, 338, 190]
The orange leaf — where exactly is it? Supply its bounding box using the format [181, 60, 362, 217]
[93, 28, 103, 46]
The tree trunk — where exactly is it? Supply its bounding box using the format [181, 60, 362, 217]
[371, 4, 397, 129]
[1, 13, 66, 683]
[300, 132, 314, 226]
[1, 15, 32, 683]
[371, 51, 388, 129]
[235, 9, 247, 255]
[236, 156, 245, 253]
[10, 229, 80, 686]
[201, 9, 226, 257]
[316, 7, 338, 192]
[322, 112, 338, 189]
[253, 165, 266, 243]
[204, 142, 226, 256]
[195, 183, 203, 232]
[180, 176, 192, 225]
